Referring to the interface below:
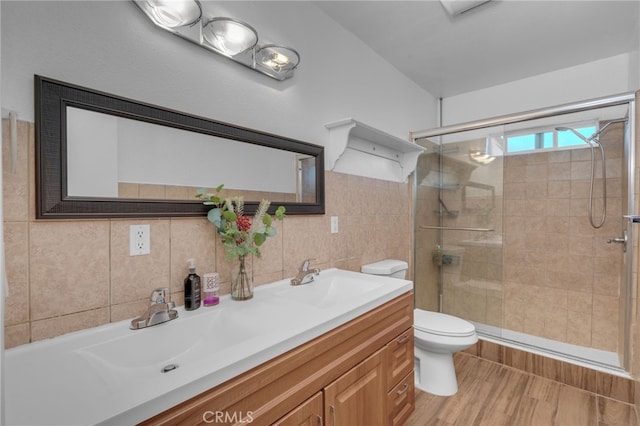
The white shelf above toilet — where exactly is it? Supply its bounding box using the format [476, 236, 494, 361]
[325, 118, 425, 182]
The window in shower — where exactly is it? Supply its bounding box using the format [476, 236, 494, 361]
[505, 121, 597, 154]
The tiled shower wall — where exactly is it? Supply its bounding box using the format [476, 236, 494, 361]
[415, 121, 627, 354]
[2, 120, 412, 348]
[502, 124, 625, 352]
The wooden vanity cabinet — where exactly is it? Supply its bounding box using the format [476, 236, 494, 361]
[140, 292, 413, 426]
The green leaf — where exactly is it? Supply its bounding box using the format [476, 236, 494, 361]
[262, 213, 272, 226]
[265, 226, 276, 237]
[215, 184, 224, 192]
[222, 210, 237, 222]
[275, 206, 286, 220]
[254, 233, 266, 246]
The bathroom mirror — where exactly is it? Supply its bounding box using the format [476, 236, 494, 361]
[35, 75, 325, 218]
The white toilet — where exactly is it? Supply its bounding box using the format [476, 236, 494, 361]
[361, 259, 478, 396]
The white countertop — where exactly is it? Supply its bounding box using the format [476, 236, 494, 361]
[5, 268, 412, 426]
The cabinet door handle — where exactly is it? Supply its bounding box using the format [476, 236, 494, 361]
[316, 414, 322, 426]
[396, 383, 409, 395]
[330, 405, 336, 426]
[396, 334, 409, 344]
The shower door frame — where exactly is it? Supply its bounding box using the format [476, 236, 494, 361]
[411, 92, 637, 372]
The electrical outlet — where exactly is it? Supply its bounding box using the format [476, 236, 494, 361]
[331, 216, 339, 234]
[130, 224, 150, 256]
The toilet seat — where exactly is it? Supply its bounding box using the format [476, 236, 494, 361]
[413, 309, 476, 337]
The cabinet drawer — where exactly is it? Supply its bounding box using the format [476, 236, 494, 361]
[387, 372, 414, 426]
[385, 329, 414, 389]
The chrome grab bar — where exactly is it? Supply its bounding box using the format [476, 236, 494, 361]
[420, 225, 494, 232]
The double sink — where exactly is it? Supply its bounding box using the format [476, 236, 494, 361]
[5, 268, 411, 425]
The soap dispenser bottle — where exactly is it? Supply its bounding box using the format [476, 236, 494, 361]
[184, 259, 201, 311]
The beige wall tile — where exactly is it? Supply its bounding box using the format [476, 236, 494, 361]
[30, 221, 110, 320]
[170, 218, 217, 295]
[118, 182, 139, 198]
[138, 184, 166, 199]
[4, 222, 29, 324]
[4, 323, 30, 349]
[31, 308, 109, 342]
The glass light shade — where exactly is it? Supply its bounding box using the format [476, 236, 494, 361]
[141, 0, 202, 28]
[256, 45, 300, 73]
[202, 18, 258, 56]
[469, 150, 495, 165]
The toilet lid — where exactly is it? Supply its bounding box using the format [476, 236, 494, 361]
[413, 309, 476, 337]
[361, 259, 408, 275]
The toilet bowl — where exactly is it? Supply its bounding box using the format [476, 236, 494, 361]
[361, 259, 478, 397]
[413, 308, 477, 396]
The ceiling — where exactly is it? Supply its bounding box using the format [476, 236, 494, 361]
[314, 0, 639, 98]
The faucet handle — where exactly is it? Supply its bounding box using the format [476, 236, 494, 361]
[150, 288, 168, 305]
[300, 258, 317, 272]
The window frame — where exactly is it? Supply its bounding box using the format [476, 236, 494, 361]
[503, 120, 597, 156]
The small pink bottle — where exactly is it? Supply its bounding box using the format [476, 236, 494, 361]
[202, 272, 220, 306]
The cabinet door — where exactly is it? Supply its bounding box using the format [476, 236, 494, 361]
[272, 392, 323, 426]
[324, 349, 385, 426]
[386, 329, 414, 390]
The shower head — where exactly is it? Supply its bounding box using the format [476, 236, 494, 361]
[594, 117, 627, 138]
[555, 126, 593, 145]
[556, 118, 627, 146]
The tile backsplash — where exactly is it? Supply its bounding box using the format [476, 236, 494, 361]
[3, 120, 412, 348]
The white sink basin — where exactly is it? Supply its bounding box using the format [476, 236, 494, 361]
[87, 303, 284, 367]
[275, 273, 386, 308]
[5, 268, 412, 426]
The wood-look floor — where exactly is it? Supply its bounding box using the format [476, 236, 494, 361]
[406, 353, 639, 426]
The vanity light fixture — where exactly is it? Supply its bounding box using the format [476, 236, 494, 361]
[132, 0, 301, 80]
[135, 0, 202, 29]
[256, 45, 301, 78]
[202, 18, 258, 57]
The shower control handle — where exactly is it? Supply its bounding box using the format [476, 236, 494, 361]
[607, 230, 627, 252]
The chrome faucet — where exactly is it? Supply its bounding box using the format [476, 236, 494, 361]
[130, 288, 178, 330]
[291, 258, 321, 286]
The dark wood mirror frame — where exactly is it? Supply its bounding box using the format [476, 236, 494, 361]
[35, 75, 325, 218]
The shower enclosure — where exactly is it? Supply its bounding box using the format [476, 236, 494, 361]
[412, 93, 636, 374]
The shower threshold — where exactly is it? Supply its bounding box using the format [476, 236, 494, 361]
[472, 322, 630, 378]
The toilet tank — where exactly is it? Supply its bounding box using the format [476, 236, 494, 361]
[361, 259, 408, 279]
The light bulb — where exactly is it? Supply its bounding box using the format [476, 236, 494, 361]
[142, 0, 201, 28]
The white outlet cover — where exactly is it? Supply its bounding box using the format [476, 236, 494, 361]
[130, 224, 150, 256]
[331, 216, 339, 234]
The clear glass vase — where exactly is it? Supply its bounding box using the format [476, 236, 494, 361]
[231, 255, 253, 300]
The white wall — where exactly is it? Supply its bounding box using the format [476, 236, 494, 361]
[116, 117, 297, 192]
[1, 1, 437, 149]
[441, 53, 636, 126]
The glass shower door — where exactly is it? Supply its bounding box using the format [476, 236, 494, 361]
[414, 103, 632, 370]
[414, 127, 505, 339]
